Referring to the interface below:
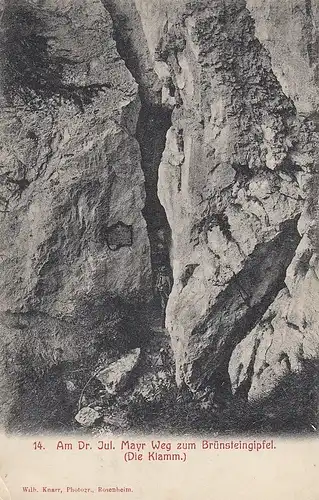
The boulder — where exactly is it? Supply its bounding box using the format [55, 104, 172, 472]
[96, 348, 141, 394]
[75, 407, 101, 427]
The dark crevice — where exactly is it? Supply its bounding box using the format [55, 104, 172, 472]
[278, 352, 292, 372]
[103, 2, 174, 298]
[305, 0, 312, 17]
[235, 336, 261, 401]
[180, 264, 200, 289]
[135, 104, 172, 276]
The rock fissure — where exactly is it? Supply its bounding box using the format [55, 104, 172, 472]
[102, 0, 174, 312]
[186, 219, 301, 391]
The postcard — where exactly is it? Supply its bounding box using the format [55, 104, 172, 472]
[0, 0, 318, 498]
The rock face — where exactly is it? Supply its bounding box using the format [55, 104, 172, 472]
[0, 0, 318, 432]
[151, 0, 319, 399]
[0, 0, 151, 429]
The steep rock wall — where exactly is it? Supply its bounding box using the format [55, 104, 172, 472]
[229, 0, 319, 401]
[0, 0, 151, 428]
[141, 0, 319, 398]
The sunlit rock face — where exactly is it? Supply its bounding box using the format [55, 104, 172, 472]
[144, 0, 319, 398]
[0, 0, 152, 426]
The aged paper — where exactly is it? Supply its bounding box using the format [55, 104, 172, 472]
[1, 436, 319, 499]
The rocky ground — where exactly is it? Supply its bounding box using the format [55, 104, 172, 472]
[7, 298, 319, 436]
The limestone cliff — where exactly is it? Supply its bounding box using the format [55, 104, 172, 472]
[0, 0, 152, 430]
[151, 0, 319, 402]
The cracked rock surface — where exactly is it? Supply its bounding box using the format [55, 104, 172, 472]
[0, 0, 152, 430]
[152, 0, 319, 400]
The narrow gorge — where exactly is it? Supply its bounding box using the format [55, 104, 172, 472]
[0, 0, 318, 435]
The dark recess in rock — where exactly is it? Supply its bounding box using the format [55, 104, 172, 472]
[102, 0, 173, 286]
[186, 217, 302, 393]
[136, 104, 173, 276]
[102, 221, 133, 251]
[180, 264, 199, 289]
